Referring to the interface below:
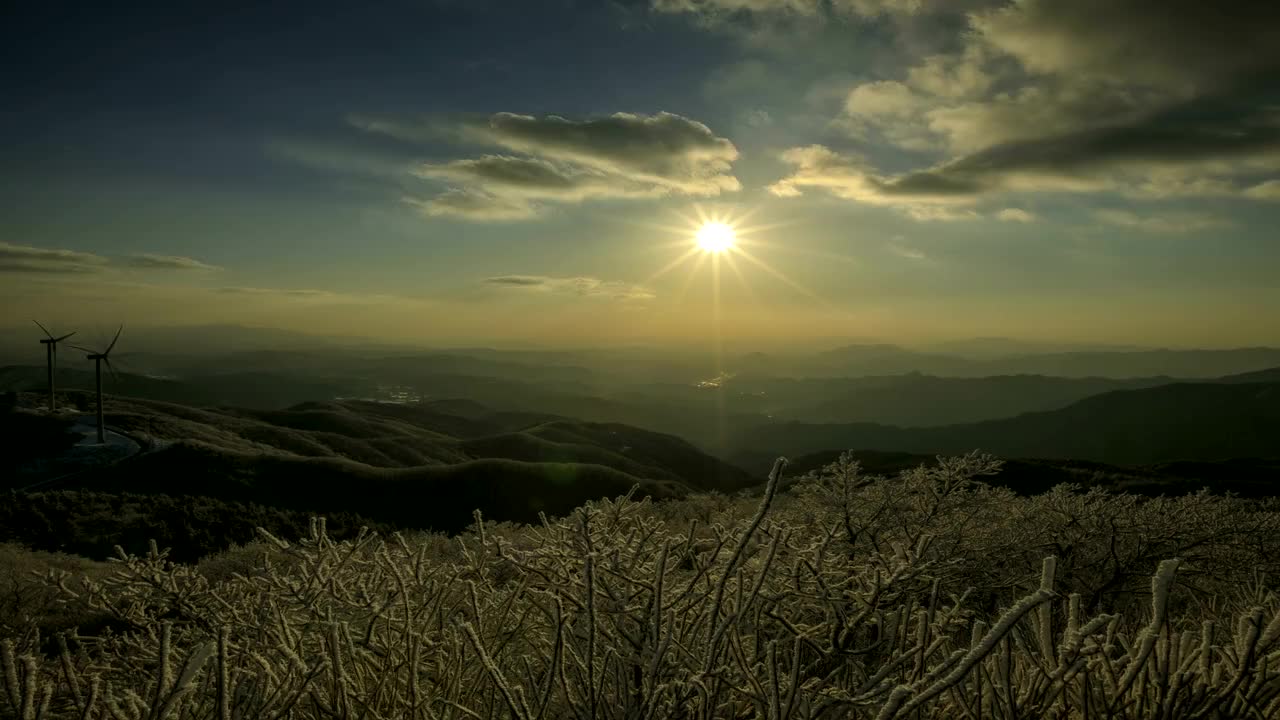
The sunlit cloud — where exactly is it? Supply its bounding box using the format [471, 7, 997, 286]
[1244, 180, 1280, 201]
[358, 111, 742, 222]
[887, 237, 927, 260]
[465, 112, 741, 195]
[402, 191, 540, 222]
[996, 208, 1036, 223]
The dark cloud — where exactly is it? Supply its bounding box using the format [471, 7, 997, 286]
[123, 254, 222, 271]
[774, 0, 1280, 211]
[0, 243, 225, 275]
[973, 0, 1280, 91]
[884, 96, 1280, 200]
[651, 0, 938, 20]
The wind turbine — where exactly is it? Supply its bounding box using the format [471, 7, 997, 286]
[71, 325, 123, 444]
[34, 321, 76, 413]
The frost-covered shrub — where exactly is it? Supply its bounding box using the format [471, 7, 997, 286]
[3, 454, 1279, 719]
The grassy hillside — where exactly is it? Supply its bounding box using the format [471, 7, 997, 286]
[81, 442, 684, 533]
[6, 391, 749, 533]
[4, 453, 1278, 719]
[759, 450, 1280, 498]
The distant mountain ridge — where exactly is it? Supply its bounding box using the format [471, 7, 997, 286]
[729, 381, 1280, 468]
[745, 344, 1280, 379]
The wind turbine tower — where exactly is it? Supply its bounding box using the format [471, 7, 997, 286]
[72, 325, 123, 444]
[34, 321, 76, 413]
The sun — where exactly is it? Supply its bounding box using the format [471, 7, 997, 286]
[695, 222, 736, 253]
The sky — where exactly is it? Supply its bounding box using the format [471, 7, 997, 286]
[3, 0, 1280, 350]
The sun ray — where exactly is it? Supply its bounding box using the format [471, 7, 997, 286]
[721, 251, 758, 305]
[711, 252, 722, 368]
[645, 246, 702, 285]
[746, 240, 861, 265]
[675, 252, 708, 305]
[730, 246, 829, 306]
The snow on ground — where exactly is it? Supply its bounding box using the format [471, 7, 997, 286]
[14, 415, 141, 491]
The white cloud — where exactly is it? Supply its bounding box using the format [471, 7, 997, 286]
[887, 237, 928, 260]
[995, 208, 1036, 223]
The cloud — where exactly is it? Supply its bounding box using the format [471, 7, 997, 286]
[768, 145, 981, 204]
[971, 0, 1280, 92]
[0, 243, 227, 276]
[402, 190, 539, 222]
[996, 208, 1036, 223]
[887, 237, 927, 260]
[358, 111, 741, 222]
[482, 275, 655, 301]
[123, 254, 222, 271]
[1093, 209, 1228, 235]
[651, 0, 930, 20]
[412, 155, 662, 203]
[1244, 180, 1280, 201]
[482, 275, 547, 287]
[464, 112, 741, 195]
[902, 206, 979, 222]
[264, 138, 414, 177]
[0, 242, 109, 274]
[779, 0, 1280, 213]
[216, 287, 336, 297]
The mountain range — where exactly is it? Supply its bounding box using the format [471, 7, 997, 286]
[729, 381, 1280, 471]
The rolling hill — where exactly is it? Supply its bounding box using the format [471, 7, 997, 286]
[5, 392, 756, 533]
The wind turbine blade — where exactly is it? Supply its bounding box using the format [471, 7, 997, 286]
[68, 344, 96, 355]
[54, 331, 77, 342]
[104, 325, 124, 356]
[33, 320, 53, 339]
[104, 357, 121, 385]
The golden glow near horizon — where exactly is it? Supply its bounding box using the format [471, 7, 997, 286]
[695, 222, 736, 253]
